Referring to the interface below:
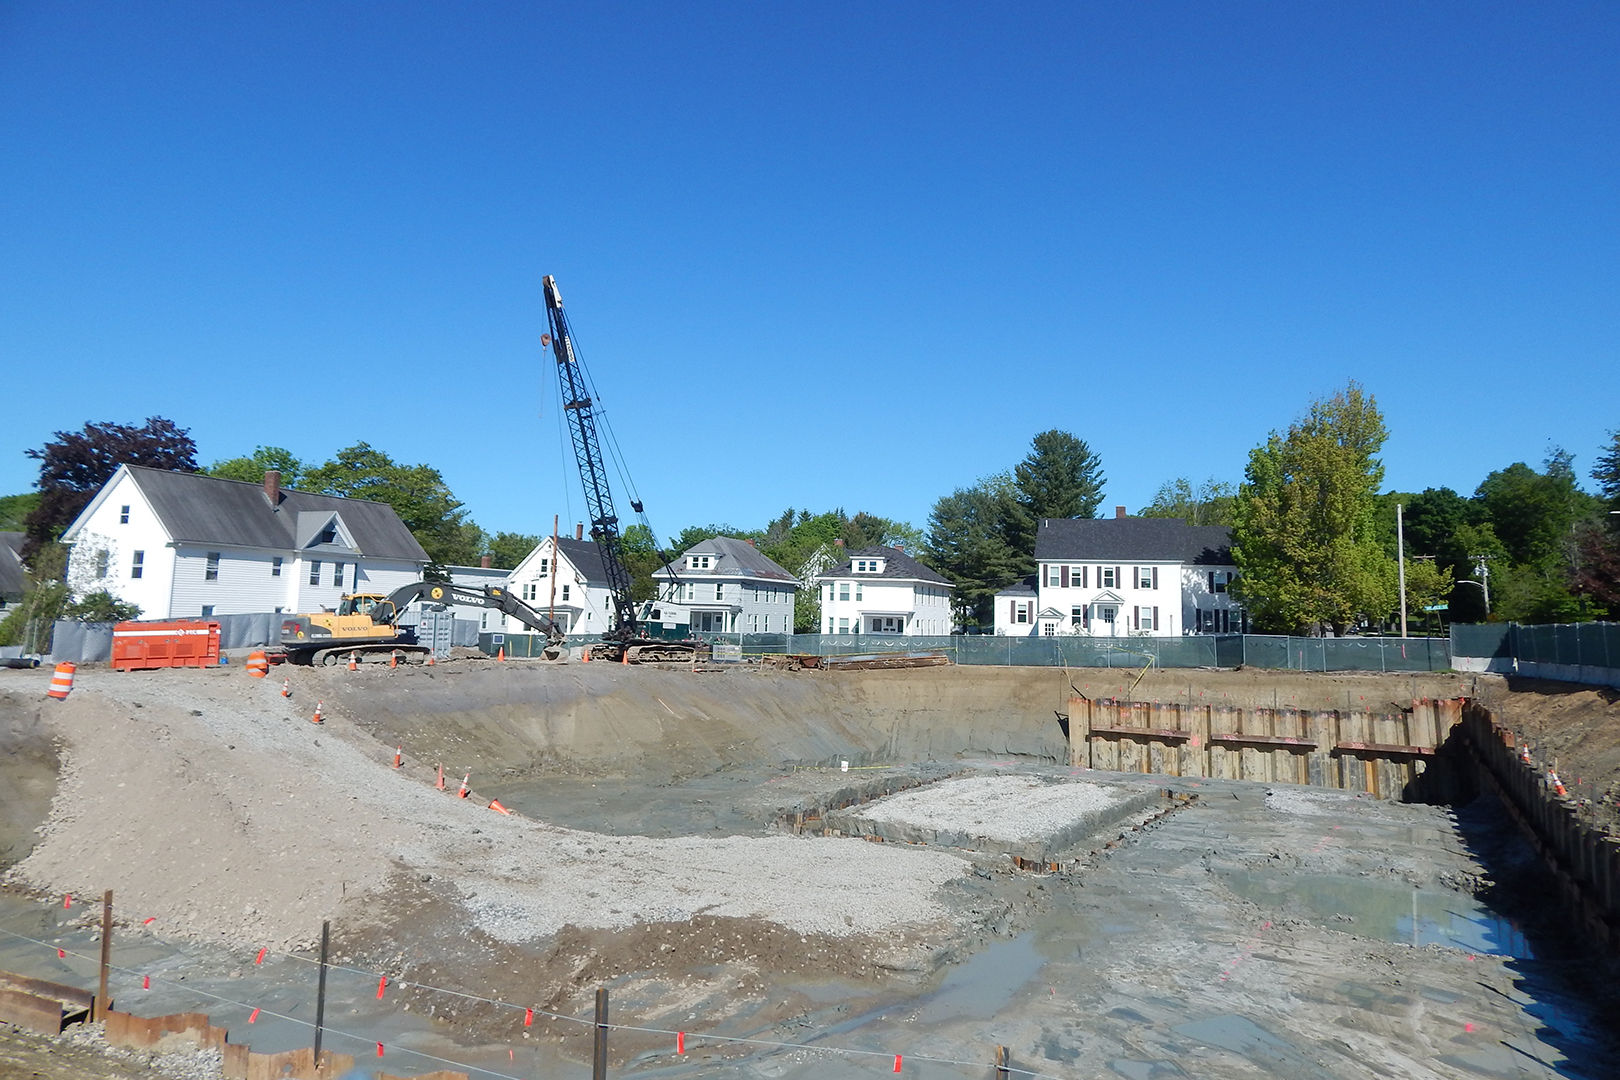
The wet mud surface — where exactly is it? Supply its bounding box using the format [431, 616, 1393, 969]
[0, 664, 1616, 1079]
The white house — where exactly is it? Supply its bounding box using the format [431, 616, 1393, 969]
[59, 466, 429, 619]
[497, 528, 617, 636]
[651, 536, 798, 635]
[993, 510, 1242, 637]
[816, 545, 954, 637]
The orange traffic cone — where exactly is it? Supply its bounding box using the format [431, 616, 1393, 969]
[280, 678, 291, 698]
[457, 772, 470, 798]
[427, 654, 435, 666]
[489, 799, 512, 815]
[1520, 745, 1532, 765]
[311, 701, 325, 724]
[1550, 770, 1567, 797]
[393, 746, 402, 769]
[389, 650, 398, 669]
[348, 652, 358, 672]
[582, 647, 591, 663]
[497, 646, 505, 662]
[436, 764, 445, 790]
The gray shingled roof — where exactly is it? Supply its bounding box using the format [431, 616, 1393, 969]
[0, 532, 24, 601]
[555, 536, 610, 585]
[994, 574, 1038, 598]
[652, 535, 798, 583]
[821, 545, 952, 585]
[109, 466, 428, 563]
[1033, 518, 1232, 565]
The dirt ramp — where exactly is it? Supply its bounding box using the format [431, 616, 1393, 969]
[322, 664, 1072, 781]
[0, 689, 59, 868]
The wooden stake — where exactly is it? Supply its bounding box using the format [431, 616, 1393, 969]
[313, 920, 330, 1067]
[96, 890, 112, 1021]
[996, 1045, 1010, 1078]
[593, 987, 609, 1080]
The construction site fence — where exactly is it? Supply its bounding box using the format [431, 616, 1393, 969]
[0, 613, 483, 664]
[1449, 621, 1620, 688]
[483, 632, 1452, 671]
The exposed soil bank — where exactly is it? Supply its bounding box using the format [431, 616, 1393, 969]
[320, 662, 1473, 785]
[0, 689, 59, 869]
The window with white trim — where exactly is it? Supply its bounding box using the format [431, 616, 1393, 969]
[271, 557, 282, 577]
[839, 583, 850, 601]
[1137, 566, 1157, 590]
[131, 551, 144, 579]
[688, 555, 712, 570]
[309, 560, 321, 586]
[714, 583, 725, 601]
[95, 551, 109, 579]
[561, 584, 571, 601]
[855, 583, 863, 601]
[1100, 566, 1118, 588]
[333, 562, 345, 588]
[205, 552, 220, 582]
[854, 559, 881, 573]
[118, 505, 130, 524]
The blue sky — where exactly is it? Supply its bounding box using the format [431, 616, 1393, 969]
[2, 2, 1616, 542]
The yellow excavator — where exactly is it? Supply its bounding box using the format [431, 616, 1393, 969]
[276, 581, 566, 665]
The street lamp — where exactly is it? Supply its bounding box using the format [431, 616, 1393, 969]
[1456, 578, 1489, 615]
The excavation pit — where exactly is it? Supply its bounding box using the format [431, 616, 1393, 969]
[823, 773, 1162, 860]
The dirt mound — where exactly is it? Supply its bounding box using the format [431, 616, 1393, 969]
[1478, 676, 1620, 825]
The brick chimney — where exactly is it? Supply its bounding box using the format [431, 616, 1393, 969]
[575, 522, 584, 541]
[480, 554, 492, 568]
[834, 538, 844, 547]
[1115, 505, 1126, 519]
[744, 538, 755, 547]
[263, 470, 282, 508]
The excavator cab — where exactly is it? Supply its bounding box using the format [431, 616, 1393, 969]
[337, 594, 385, 617]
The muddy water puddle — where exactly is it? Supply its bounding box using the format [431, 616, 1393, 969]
[1215, 869, 1533, 956]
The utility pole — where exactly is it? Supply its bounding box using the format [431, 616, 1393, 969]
[1397, 503, 1408, 639]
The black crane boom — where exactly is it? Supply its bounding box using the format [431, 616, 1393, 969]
[541, 275, 641, 643]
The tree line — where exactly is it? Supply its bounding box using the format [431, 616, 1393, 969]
[6, 401, 1619, 639]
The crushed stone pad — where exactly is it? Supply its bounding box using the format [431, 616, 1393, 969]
[825, 774, 1162, 859]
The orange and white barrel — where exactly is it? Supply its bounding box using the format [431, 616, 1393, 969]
[245, 650, 270, 678]
[47, 662, 76, 700]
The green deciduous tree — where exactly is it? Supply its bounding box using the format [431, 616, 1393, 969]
[1230, 383, 1396, 635]
[0, 493, 40, 532]
[486, 531, 542, 570]
[1139, 477, 1236, 526]
[302, 443, 473, 568]
[206, 446, 306, 488]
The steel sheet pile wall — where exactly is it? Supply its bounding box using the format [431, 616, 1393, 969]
[1460, 702, 1620, 952]
[1068, 695, 1459, 799]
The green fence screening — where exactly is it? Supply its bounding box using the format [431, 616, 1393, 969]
[480, 631, 1452, 671]
[1473, 622, 1620, 668]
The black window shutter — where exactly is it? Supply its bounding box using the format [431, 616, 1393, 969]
[1153, 605, 1159, 630]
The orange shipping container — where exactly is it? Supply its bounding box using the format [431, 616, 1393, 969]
[111, 620, 221, 672]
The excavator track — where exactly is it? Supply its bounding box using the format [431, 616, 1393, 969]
[308, 644, 430, 667]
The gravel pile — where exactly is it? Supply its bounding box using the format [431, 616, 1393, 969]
[5, 666, 968, 951]
[856, 775, 1126, 844]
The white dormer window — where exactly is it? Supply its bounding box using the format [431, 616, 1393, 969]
[854, 559, 883, 574]
[688, 555, 712, 570]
